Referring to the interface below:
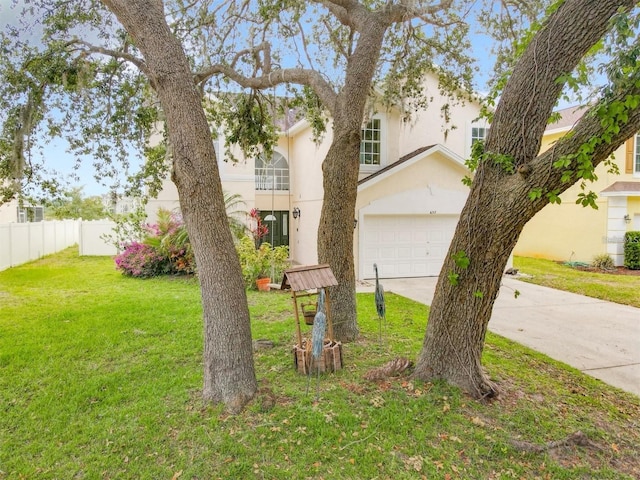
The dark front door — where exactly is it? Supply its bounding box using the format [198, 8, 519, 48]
[259, 210, 289, 247]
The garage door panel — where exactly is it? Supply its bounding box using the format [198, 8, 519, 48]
[397, 230, 412, 242]
[362, 214, 457, 279]
[412, 246, 428, 260]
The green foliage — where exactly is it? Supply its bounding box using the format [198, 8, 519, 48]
[463, 141, 515, 182]
[623, 231, 640, 270]
[591, 253, 615, 271]
[452, 250, 470, 270]
[287, 86, 327, 142]
[44, 186, 108, 220]
[236, 236, 289, 288]
[102, 206, 149, 248]
[205, 91, 279, 164]
[448, 251, 470, 286]
[0, 4, 157, 200]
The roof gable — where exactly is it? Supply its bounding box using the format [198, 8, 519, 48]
[357, 144, 467, 192]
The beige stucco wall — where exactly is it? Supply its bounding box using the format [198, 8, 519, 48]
[397, 73, 484, 160]
[514, 132, 633, 263]
[286, 122, 329, 266]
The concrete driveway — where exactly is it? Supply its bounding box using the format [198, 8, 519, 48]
[358, 276, 640, 396]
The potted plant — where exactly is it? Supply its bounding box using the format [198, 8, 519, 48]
[236, 236, 289, 290]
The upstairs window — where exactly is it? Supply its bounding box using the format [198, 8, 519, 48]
[471, 126, 487, 146]
[360, 118, 382, 166]
[255, 152, 289, 191]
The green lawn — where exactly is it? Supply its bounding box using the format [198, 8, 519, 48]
[1, 248, 639, 479]
[514, 256, 640, 308]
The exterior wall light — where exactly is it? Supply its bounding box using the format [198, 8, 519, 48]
[624, 214, 631, 224]
[292, 207, 301, 219]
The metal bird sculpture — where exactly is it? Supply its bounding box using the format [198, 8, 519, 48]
[374, 263, 386, 342]
[306, 288, 327, 400]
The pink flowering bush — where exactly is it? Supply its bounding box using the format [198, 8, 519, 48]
[114, 208, 196, 278]
[114, 242, 170, 278]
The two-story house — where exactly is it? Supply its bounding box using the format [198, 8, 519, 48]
[514, 105, 640, 266]
[148, 73, 489, 280]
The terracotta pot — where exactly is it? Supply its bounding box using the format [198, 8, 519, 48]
[256, 277, 270, 291]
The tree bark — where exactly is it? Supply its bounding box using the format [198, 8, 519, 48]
[317, 15, 389, 342]
[102, 0, 257, 412]
[414, 0, 640, 397]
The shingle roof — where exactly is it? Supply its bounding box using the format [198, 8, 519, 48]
[600, 181, 640, 196]
[545, 105, 589, 132]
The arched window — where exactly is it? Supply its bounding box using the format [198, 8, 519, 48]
[255, 152, 290, 191]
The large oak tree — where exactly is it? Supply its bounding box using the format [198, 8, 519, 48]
[414, 0, 640, 396]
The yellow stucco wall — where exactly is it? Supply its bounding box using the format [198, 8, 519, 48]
[514, 130, 634, 263]
[628, 197, 640, 230]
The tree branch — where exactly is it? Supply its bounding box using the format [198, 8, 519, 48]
[382, 0, 454, 24]
[195, 64, 338, 115]
[487, 0, 637, 166]
[527, 84, 640, 200]
[315, 0, 355, 27]
[70, 39, 151, 80]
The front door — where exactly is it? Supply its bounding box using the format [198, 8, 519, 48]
[259, 210, 289, 247]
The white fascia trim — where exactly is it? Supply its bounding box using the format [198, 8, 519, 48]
[357, 144, 467, 193]
[281, 118, 309, 137]
[544, 125, 572, 136]
[600, 191, 637, 197]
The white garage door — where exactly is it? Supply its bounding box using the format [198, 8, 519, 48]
[362, 215, 458, 279]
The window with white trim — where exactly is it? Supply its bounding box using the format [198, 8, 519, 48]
[471, 126, 487, 146]
[360, 118, 382, 166]
[255, 152, 289, 191]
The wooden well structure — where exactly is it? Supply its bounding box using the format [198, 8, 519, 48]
[281, 264, 343, 374]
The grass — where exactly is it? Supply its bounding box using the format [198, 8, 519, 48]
[514, 256, 640, 308]
[1, 248, 639, 479]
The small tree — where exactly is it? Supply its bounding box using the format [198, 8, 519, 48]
[45, 187, 108, 220]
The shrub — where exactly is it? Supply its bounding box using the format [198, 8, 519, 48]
[236, 236, 290, 288]
[114, 242, 170, 278]
[591, 253, 615, 271]
[142, 209, 196, 275]
[624, 231, 640, 270]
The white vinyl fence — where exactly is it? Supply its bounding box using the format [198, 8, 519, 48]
[78, 220, 118, 256]
[0, 220, 79, 271]
[0, 219, 119, 272]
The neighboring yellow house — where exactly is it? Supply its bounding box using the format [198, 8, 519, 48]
[514, 105, 640, 266]
[150, 72, 489, 280]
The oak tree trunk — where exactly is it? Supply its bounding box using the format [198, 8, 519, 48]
[317, 126, 361, 342]
[317, 17, 388, 342]
[414, 0, 640, 397]
[103, 0, 257, 412]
